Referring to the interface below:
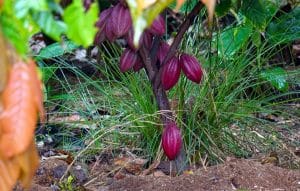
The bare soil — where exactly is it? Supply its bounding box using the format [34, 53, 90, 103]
[23, 156, 300, 191]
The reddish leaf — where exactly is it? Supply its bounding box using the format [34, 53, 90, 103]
[0, 61, 44, 158]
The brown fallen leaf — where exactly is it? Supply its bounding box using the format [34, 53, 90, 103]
[0, 61, 42, 158]
[0, 139, 39, 191]
[114, 156, 147, 175]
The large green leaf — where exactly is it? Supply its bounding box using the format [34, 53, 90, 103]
[240, 0, 279, 30]
[36, 41, 78, 59]
[32, 11, 66, 41]
[0, 1, 32, 55]
[14, 0, 48, 19]
[266, 7, 300, 44]
[63, 0, 99, 47]
[215, 0, 232, 17]
[217, 25, 252, 58]
[260, 67, 288, 92]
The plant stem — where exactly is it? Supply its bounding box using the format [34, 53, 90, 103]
[138, 2, 203, 173]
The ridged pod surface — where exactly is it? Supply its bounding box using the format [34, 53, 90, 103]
[162, 122, 182, 160]
[94, 8, 112, 44]
[180, 53, 203, 83]
[119, 48, 138, 72]
[161, 56, 181, 90]
[111, 3, 132, 38]
[149, 15, 165, 36]
[157, 42, 170, 64]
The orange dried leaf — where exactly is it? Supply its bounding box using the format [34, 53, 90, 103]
[201, 0, 216, 24]
[0, 61, 43, 158]
[175, 0, 185, 11]
[0, 139, 39, 191]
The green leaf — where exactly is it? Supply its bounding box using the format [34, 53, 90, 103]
[32, 11, 66, 41]
[0, 1, 31, 55]
[266, 7, 300, 44]
[215, 0, 232, 17]
[14, 0, 48, 19]
[251, 30, 261, 47]
[240, 0, 279, 30]
[36, 41, 78, 59]
[260, 67, 288, 92]
[217, 25, 252, 58]
[63, 0, 99, 47]
[40, 66, 58, 83]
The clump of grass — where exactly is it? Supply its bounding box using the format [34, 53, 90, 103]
[38, 15, 299, 166]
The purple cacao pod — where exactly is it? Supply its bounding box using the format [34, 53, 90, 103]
[120, 48, 137, 72]
[133, 56, 143, 72]
[142, 30, 153, 49]
[94, 8, 113, 44]
[161, 56, 181, 90]
[162, 122, 182, 160]
[111, 3, 132, 38]
[83, 0, 93, 11]
[180, 54, 203, 84]
[105, 17, 117, 41]
[149, 15, 165, 36]
[157, 42, 170, 64]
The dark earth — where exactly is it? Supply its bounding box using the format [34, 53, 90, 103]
[23, 157, 300, 191]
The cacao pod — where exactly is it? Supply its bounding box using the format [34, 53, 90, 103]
[149, 15, 165, 36]
[180, 53, 203, 84]
[111, 3, 132, 38]
[157, 42, 170, 64]
[94, 8, 113, 44]
[162, 122, 182, 160]
[133, 56, 143, 72]
[161, 56, 181, 90]
[120, 48, 137, 72]
[83, 0, 92, 11]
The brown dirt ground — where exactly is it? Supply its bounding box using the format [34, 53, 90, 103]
[24, 157, 300, 191]
[108, 158, 300, 191]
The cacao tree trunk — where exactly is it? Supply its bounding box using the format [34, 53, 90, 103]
[139, 2, 203, 173]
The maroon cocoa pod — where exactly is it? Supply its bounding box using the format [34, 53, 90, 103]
[180, 54, 203, 84]
[105, 20, 116, 41]
[142, 30, 153, 49]
[149, 15, 165, 36]
[161, 56, 181, 90]
[162, 122, 182, 160]
[111, 3, 132, 38]
[133, 56, 143, 72]
[157, 42, 170, 64]
[120, 48, 137, 72]
[96, 8, 112, 29]
[83, 0, 93, 11]
[94, 8, 113, 44]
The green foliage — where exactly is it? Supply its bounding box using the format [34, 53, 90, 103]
[63, 0, 99, 47]
[0, 0, 34, 55]
[260, 67, 288, 92]
[31, 11, 66, 41]
[266, 7, 300, 44]
[240, 0, 279, 30]
[36, 40, 78, 59]
[215, 0, 232, 16]
[216, 25, 252, 58]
